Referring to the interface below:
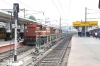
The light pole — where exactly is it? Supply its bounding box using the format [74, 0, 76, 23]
[60, 18, 68, 33]
[60, 17, 61, 33]
[85, 7, 87, 37]
[43, 12, 49, 24]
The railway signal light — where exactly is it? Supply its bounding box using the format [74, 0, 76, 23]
[13, 3, 19, 18]
[13, 3, 19, 62]
[98, 0, 100, 9]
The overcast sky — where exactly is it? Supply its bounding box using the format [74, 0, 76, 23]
[0, 0, 100, 26]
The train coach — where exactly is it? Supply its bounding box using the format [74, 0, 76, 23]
[0, 27, 20, 40]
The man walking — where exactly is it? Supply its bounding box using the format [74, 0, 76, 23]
[95, 32, 98, 39]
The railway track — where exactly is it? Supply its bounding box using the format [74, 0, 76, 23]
[0, 46, 33, 62]
[29, 36, 72, 66]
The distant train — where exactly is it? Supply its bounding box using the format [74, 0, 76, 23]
[0, 28, 20, 40]
[0, 28, 6, 39]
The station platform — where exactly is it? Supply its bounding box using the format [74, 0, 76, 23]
[0, 39, 24, 53]
[67, 34, 100, 66]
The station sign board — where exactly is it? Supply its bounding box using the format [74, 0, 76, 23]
[73, 21, 98, 26]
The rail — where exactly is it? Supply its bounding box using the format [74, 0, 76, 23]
[28, 36, 72, 66]
[0, 46, 33, 62]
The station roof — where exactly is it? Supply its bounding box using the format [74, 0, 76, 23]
[0, 9, 37, 24]
[0, 9, 60, 29]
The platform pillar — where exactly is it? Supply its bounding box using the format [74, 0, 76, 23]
[5, 22, 12, 41]
[20, 24, 24, 39]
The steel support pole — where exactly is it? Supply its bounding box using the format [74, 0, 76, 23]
[10, 12, 12, 33]
[50, 28, 52, 47]
[24, 8, 25, 18]
[85, 7, 87, 37]
[59, 17, 62, 39]
[60, 17, 61, 33]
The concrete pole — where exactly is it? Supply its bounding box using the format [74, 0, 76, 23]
[43, 12, 46, 24]
[10, 12, 12, 35]
[6, 22, 11, 33]
[20, 24, 24, 39]
[50, 27, 52, 47]
[24, 8, 25, 18]
[5, 21, 12, 41]
[59, 17, 62, 39]
[60, 17, 61, 33]
[20, 24, 24, 32]
[85, 7, 87, 37]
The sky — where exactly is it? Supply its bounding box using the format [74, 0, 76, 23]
[0, 0, 100, 27]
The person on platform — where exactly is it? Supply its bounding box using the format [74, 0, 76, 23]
[97, 32, 100, 39]
[95, 32, 98, 39]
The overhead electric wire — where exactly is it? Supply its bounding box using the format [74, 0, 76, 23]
[87, 17, 100, 19]
[58, 0, 66, 18]
[67, 0, 71, 20]
[0, 0, 37, 14]
[52, 0, 63, 17]
[52, 0, 68, 27]
[87, 12, 100, 14]
[0, 0, 23, 14]
[17, 0, 40, 13]
[87, 8, 100, 14]
[0, 0, 12, 6]
[61, 20, 68, 25]
[87, 8, 100, 11]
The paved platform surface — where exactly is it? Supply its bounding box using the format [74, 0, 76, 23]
[0, 39, 24, 53]
[67, 34, 100, 66]
[0, 39, 24, 47]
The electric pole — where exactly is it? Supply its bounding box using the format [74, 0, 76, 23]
[23, 8, 25, 18]
[60, 17, 61, 33]
[85, 7, 87, 37]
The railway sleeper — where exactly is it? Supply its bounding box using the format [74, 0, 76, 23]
[0, 57, 8, 62]
[33, 37, 72, 66]
[41, 61, 58, 63]
[0, 59, 3, 62]
[38, 62, 57, 66]
[0, 46, 33, 63]
[43, 58, 60, 61]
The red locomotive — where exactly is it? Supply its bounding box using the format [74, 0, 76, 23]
[24, 22, 60, 45]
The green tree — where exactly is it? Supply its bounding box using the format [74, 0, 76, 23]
[29, 15, 36, 20]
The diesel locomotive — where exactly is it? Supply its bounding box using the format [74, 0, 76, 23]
[23, 22, 60, 46]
